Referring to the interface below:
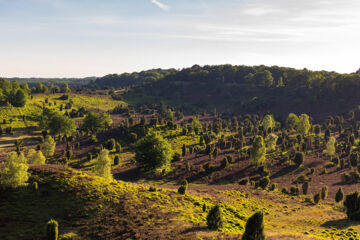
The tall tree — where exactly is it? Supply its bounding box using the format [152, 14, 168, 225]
[93, 149, 112, 179]
[250, 136, 267, 166]
[81, 112, 113, 133]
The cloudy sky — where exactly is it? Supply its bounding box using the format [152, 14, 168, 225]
[1, 0, 360, 77]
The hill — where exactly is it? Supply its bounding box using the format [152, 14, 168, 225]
[1, 164, 358, 240]
[115, 65, 360, 119]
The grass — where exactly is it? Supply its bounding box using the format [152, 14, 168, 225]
[2, 165, 359, 239]
[0, 93, 126, 129]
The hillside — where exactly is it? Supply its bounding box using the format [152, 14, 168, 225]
[1, 165, 358, 240]
[114, 65, 360, 119]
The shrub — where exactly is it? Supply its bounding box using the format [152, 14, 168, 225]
[203, 204, 207, 212]
[32, 181, 38, 192]
[344, 192, 360, 220]
[321, 186, 328, 200]
[114, 155, 120, 166]
[172, 153, 182, 162]
[242, 211, 265, 240]
[239, 177, 250, 185]
[222, 157, 229, 169]
[269, 183, 277, 191]
[90, 134, 98, 143]
[178, 179, 188, 195]
[302, 182, 309, 195]
[281, 188, 289, 194]
[350, 152, 359, 167]
[93, 149, 112, 179]
[87, 152, 92, 161]
[149, 186, 157, 192]
[0, 152, 29, 189]
[105, 138, 116, 151]
[258, 176, 270, 190]
[27, 149, 46, 164]
[335, 188, 344, 203]
[294, 152, 304, 167]
[314, 193, 321, 204]
[290, 186, 299, 196]
[116, 142, 122, 153]
[46, 219, 59, 240]
[42, 136, 56, 157]
[206, 205, 223, 230]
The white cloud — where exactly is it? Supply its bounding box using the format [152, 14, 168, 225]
[150, 0, 169, 11]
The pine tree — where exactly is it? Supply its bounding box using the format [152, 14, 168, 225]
[42, 136, 56, 157]
[242, 211, 265, 240]
[250, 136, 266, 166]
[335, 188, 344, 202]
[206, 205, 223, 230]
[46, 219, 58, 240]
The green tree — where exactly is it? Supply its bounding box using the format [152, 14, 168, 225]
[250, 136, 266, 166]
[48, 113, 76, 136]
[42, 136, 56, 157]
[206, 205, 223, 230]
[11, 89, 27, 107]
[81, 112, 113, 133]
[242, 211, 265, 240]
[0, 152, 29, 188]
[27, 149, 46, 164]
[335, 188, 344, 203]
[46, 219, 59, 240]
[262, 115, 275, 132]
[296, 114, 311, 135]
[93, 149, 112, 179]
[191, 117, 202, 133]
[60, 83, 70, 93]
[265, 133, 278, 151]
[326, 136, 336, 156]
[286, 113, 299, 129]
[135, 131, 173, 173]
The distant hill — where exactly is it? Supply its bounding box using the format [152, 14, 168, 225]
[91, 68, 177, 88]
[118, 64, 360, 120]
[5, 77, 97, 87]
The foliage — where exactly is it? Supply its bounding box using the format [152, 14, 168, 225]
[207, 205, 223, 230]
[335, 188, 344, 203]
[46, 219, 59, 240]
[250, 136, 266, 166]
[265, 133, 278, 151]
[344, 192, 360, 220]
[262, 115, 275, 132]
[81, 112, 112, 133]
[93, 149, 113, 179]
[27, 149, 46, 164]
[326, 137, 336, 156]
[286, 113, 299, 129]
[296, 114, 311, 135]
[242, 211, 265, 240]
[42, 136, 56, 157]
[135, 131, 173, 173]
[0, 152, 29, 188]
[294, 152, 304, 167]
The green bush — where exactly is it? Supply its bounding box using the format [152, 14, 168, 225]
[335, 188, 344, 203]
[258, 176, 270, 190]
[321, 186, 328, 200]
[344, 192, 360, 220]
[314, 193, 321, 204]
[46, 219, 59, 240]
[242, 211, 265, 240]
[206, 205, 223, 230]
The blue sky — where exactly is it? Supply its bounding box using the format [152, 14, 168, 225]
[1, 0, 360, 77]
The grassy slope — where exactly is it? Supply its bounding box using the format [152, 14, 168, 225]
[0, 93, 126, 129]
[1, 165, 359, 240]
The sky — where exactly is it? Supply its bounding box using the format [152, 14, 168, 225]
[1, 0, 360, 77]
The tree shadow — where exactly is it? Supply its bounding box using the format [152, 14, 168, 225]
[271, 165, 298, 179]
[321, 218, 360, 229]
[180, 226, 209, 234]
